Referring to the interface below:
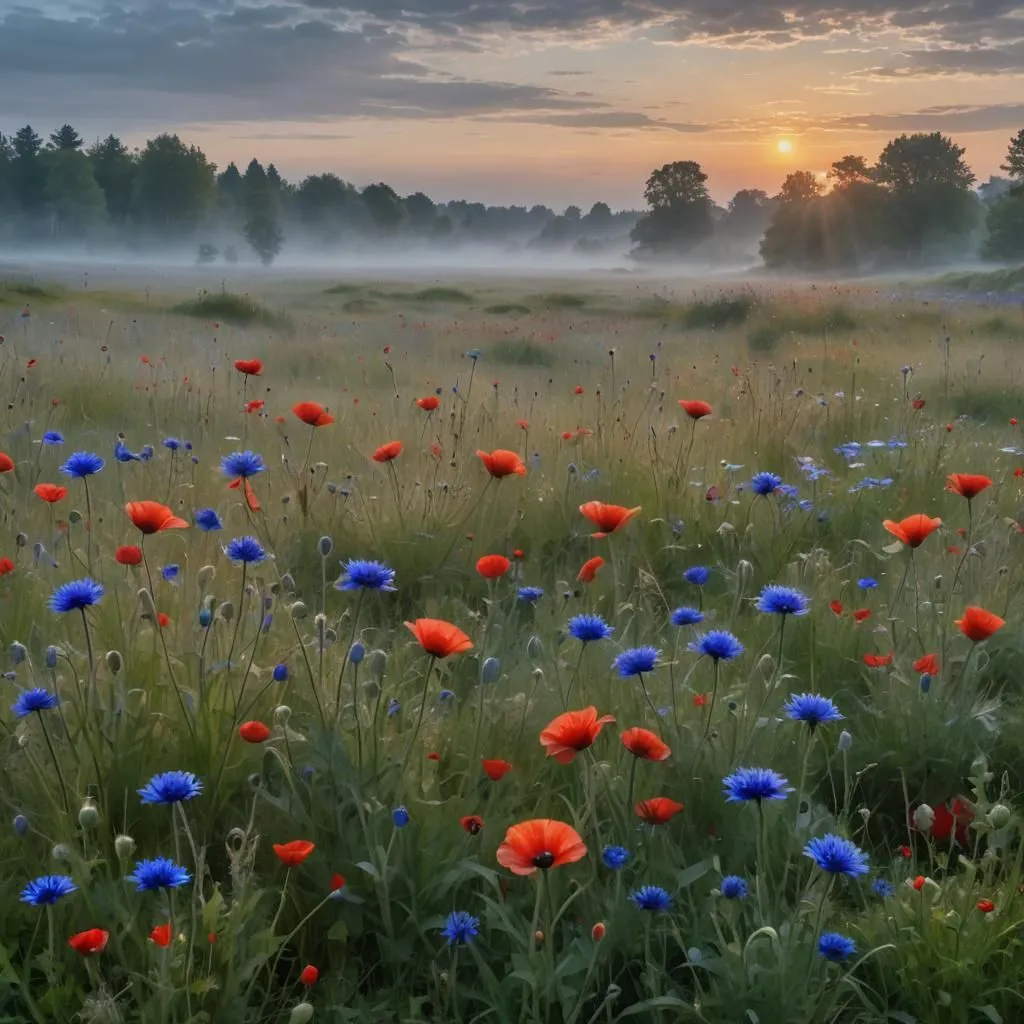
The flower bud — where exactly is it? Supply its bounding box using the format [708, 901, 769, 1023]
[52, 843, 72, 862]
[532, 667, 544, 682]
[757, 653, 775, 679]
[289, 1003, 314, 1024]
[988, 804, 1011, 829]
[114, 834, 136, 861]
[137, 587, 157, 618]
[736, 559, 754, 586]
[218, 601, 235, 622]
[197, 565, 216, 589]
[349, 642, 365, 665]
[607, 984, 622, 1000]
[69, 509, 83, 524]
[280, 573, 296, 594]
[273, 663, 289, 682]
[527, 634, 543, 660]
[15, 532, 27, 548]
[290, 601, 308, 620]
[199, 608, 213, 628]
[369, 649, 387, 679]
[45, 645, 59, 669]
[275, 705, 291, 726]
[13, 814, 28, 836]
[9, 642, 26, 665]
[481, 657, 500, 684]
[591, 922, 606, 941]
[912, 804, 935, 831]
[838, 730, 853, 751]
[318, 536, 333, 557]
[78, 799, 100, 829]
[106, 650, 122, 675]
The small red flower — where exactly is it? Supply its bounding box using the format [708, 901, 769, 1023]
[373, 440, 403, 463]
[1015, 468, 1024, 479]
[913, 654, 939, 675]
[416, 396, 440, 411]
[621, 727, 671, 761]
[461, 814, 485, 835]
[678, 399, 712, 420]
[912, 398, 926, 410]
[157, 612, 171, 628]
[476, 554, 511, 579]
[517, 418, 529, 430]
[116, 545, 143, 566]
[577, 556, 605, 583]
[912, 875, 926, 891]
[853, 608, 871, 623]
[899, 845, 912, 858]
[482, 758, 512, 780]
[35, 483, 68, 503]
[273, 840, 315, 867]
[477, 449, 526, 478]
[150, 923, 173, 947]
[635, 797, 684, 825]
[126, 500, 188, 534]
[830, 600, 843, 616]
[240, 721, 271, 743]
[245, 399, 265, 413]
[540, 707, 615, 764]
[591, 922, 606, 941]
[68, 928, 109, 955]
[977, 898, 995, 913]
[863, 652, 893, 667]
[299, 965, 319, 987]
[234, 359, 263, 376]
[955, 606, 1005, 642]
[427, 751, 441, 762]
[405, 618, 473, 658]
[292, 401, 334, 427]
[947, 473, 992, 500]
[692, 693, 708, 707]
[330, 872, 346, 891]
[0, 452, 13, 473]
[574, 385, 584, 395]
[513, 548, 524, 559]
[0, 558, 13, 575]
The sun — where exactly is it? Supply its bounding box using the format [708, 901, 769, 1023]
[777, 138, 794, 155]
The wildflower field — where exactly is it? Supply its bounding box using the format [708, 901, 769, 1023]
[3, 272, 1024, 1023]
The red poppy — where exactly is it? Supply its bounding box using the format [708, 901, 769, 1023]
[977, 899, 995, 913]
[116, 545, 143, 566]
[157, 612, 171, 629]
[292, 401, 334, 427]
[853, 608, 871, 623]
[476, 554, 511, 579]
[913, 654, 939, 675]
[883, 514, 942, 548]
[126, 500, 188, 534]
[679, 399, 712, 420]
[592, 922, 606, 941]
[405, 618, 474, 658]
[330, 872, 346, 891]
[513, 549, 524, 559]
[246, 399, 265, 413]
[26, 358, 36, 368]
[299, 965, 319, 987]
[430, 443, 442, 459]
[427, 751, 441, 762]
[946, 473, 993, 500]
[273, 840, 316, 867]
[0, 453, 13, 473]
[955, 606, 1005, 642]
[68, 928, 109, 955]
[863, 653, 893, 667]
[1016, 468, 1024, 479]
[495, 819, 587, 876]
[912, 875, 926, 891]
[561, 431, 573, 441]
[518, 418, 529, 430]
[635, 797, 684, 825]
[579, 501, 641, 539]
[477, 449, 527, 478]
[416, 396, 440, 411]
[35, 483, 67, 503]
[373, 440, 403, 463]
[829, 600, 843, 616]
[540, 707, 615, 764]
[150, 923, 173, 948]
[0, 558, 12, 576]
[574, 385, 584, 395]
[234, 359, 263, 376]
[692, 693, 708, 707]
[461, 814, 485, 835]
[482, 758, 512, 780]
[930, 797, 974, 844]
[577, 556, 605, 583]
[621, 727, 671, 762]
[912, 398, 926, 410]
[899, 845, 912, 858]
[240, 721, 271, 743]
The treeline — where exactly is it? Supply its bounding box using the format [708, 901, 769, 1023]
[0, 124, 638, 263]
[632, 130, 1024, 269]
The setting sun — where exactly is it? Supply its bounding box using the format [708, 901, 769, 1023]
[777, 138, 794, 154]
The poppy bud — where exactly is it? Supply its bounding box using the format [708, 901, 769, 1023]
[10, 641, 26, 665]
[527, 635, 543, 659]
[349, 642, 365, 665]
[299, 964, 318, 986]
[13, 814, 28, 835]
[197, 565, 216, 589]
[314, 613, 327, 632]
[988, 804, 1011, 828]
[532, 667, 544, 682]
[199, 608, 213, 628]
[15, 532, 27, 548]
[757, 654, 775, 679]
[289, 1003, 314, 1024]
[591, 922, 606, 941]
[114, 834, 136, 861]
[534, 930, 544, 943]
[69, 509, 83, 524]
[280, 572, 296, 593]
[977, 898, 995, 913]
[275, 705, 291, 725]
[219, 601, 235, 622]
[481, 657, 500, 683]
[369, 649, 387, 679]
[736, 559, 754, 585]
[913, 804, 935, 831]
[324, 627, 337, 646]
[45, 645, 59, 669]
[290, 601, 308, 620]
[838, 730, 853, 751]
[137, 588, 156, 618]
[106, 650, 122, 674]
[78, 798, 100, 829]
[52, 843, 72, 862]
[318, 536, 333, 557]
[607, 984, 622, 1000]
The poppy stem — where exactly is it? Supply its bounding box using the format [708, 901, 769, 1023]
[402, 655, 437, 778]
[626, 755, 638, 820]
[36, 711, 69, 814]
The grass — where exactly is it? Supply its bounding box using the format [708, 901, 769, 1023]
[484, 303, 532, 315]
[170, 291, 293, 330]
[530, 291, 588, 308]
[681, 295, 756, 329]
[0, 281, 64, 304]
[936, 266, 1024, 293]
[3, 270, 1024, 1023]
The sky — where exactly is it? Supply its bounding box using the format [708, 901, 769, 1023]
[2, 0, 1023, 209]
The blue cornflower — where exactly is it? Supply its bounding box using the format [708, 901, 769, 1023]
[114, 440, 141, 462]
[349, 642, 365, 664]
[49, 578, 104, 613]
[614, 646, 659, 677]
[567, 614, 614, 643]
[138, 771, 203, 805]
[441, 910, 480, 946]
[273, 663, 289, 682]
[127, 857, 192, 892]
[818, 932, 857, 962]
[755, 585, 810, 617]
[518, 586, 544, 603]
[140, 445, 155, 462]
[803, 834, 869, 877]
[871, 878, 895, 899]
[750, 472, 782, 496]
[857, 577, 878, 590]
[602, 845, 631, 870]
[671, 607, 704, 627]
[337, 559, 396, 591]
[20, 874, 76, 905]
[720, 875, 749, 900]
[392, 806, 410, 828]
[481, 657, 500, 683]
[386, 698, 401, 717]
[221, 451, 265, 479]
[834, 442, 861, 460]
[783, 693, 844, 727]
[199, 608, 212, 628]
[683, 565, 710, 586]
[688, 631, 744, 662]
[60, 451, 104, 478]
[42, 431, 64, 446]
[723, 767, 793, 804]
[12, 688, 60, 717]
[438, 688, 455, 701]
[466, 348, 482, 361]
[195, 508, 223, 531]
[161, 564, 180, 582]
[226, 536, 267, 564]
[162, 438, 183, 451]
[13, 814, 28, 835]
[630, 885, 673, 912]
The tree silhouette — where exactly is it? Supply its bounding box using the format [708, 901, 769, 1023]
[631, 160, 715, 256]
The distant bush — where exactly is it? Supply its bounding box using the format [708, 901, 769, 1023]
[484, 303, 532, 315]
[171, 292, 292, 330]
[325, 282, 363, 295]
[747, 324, 785, 352]
[938, 266, 1024, 293]
[487, 339, 557, 367]
[978, 314, 1024, 340]
[0, 281, 63, 304]
[681, 295, 755, 329]
[405, 287, 474, 303]
[533, 292, 587, 309]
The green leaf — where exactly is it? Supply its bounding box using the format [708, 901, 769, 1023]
[974, 1007, 1003, 1024]
[616, 996, 691, 1018]
[677, 860, 709, 888]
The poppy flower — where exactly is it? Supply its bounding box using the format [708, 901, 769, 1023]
[461, 815, 485, 835]
[540, 707, 615, 764]
[946, 473, 993, 500]
[977, 898, 995, 913]
[518, 419, 529, 430]
[234, 359, 263, 376]
[579, 501, 641, 538]
[482, 758, 512, 780]
[246, 399, 265, 413]
[239, 721, 271, 743]
[0, 558, 13, 576]
[477, 449, 527, 478]
[955, 606, 1005, 642]
[416, 396, 440, 411]
[330, 872, 346, 892]
[577, 556, 605, 583]
[126, 501, 188, 534]
[273, 840, 315, 867]
[912, 398, 926, 409]
[476, 554, 511, 579]
[913, 654, 939, 675]
[635, 797, 684, 825]
[883, 514, 942, 548]
[853, 608, 871, 623]
[592, 922, 606, 941]
[621, 728, 671, 762]
[35, 483, 67, 503]
[426, 751, 441, 762]
[157, 612, 171, 629]
[68, 928, 109, 955]
[292, 401, 334, 427]
[929, 798, 974, 845]
[495, 819, 587, 876]
[911, 875, 926, 891]
[863, 653, 893, 667]
[115, 545, 143, 566]
[150, 923, 173, 948]
[373, 440, 403, 463]
[299, 965, 319, 987]
[830, 600, 843, 616]
[693, 693, 708, 707]
[0, 453, 13, 472]
[405, 618, 473, 658]
[679, 400, 712, 420]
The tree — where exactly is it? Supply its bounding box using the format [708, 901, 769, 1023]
[87, 135, 136, 224]
[829, 155, 873, 189]
[1001, 129, 1024, 181]
[12, 126, 42, 160]
[564, 205, 582, 221]
[722, 189, 775, 240]
[631, 160, 715, 256]
[133, 134, 216, 234]
[241, 157, 282, 265]
[10, 125, 46, 215]
[403, 192, 437, 233]
[586, 201, 612, 223]
[361, 183, 404, 234]
[983, 194, 1024, 260]
[44, 149, 105, 238]
[49, 125, 84, 151]
[777, 171, 823, 205]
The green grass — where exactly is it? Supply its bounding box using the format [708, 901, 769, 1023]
[486, 339, 558, 367]
[325, 282, 364, 295]
[680, 295, 756, 329]
[935, 265, 1024, 293]
[978, 314, 1024, 340]
[530, 291, 588, 308]
[484, 303, 532, 315]
[170, 292, 293, 330]
[0, 281, 64, 304]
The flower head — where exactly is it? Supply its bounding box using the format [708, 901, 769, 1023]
[441, 911, 480, 946]
[750, 472, 783, 496]
[621, 727, 671, 761]
[34, 483, 67, 503]
[518, 586, 544, 603]
[871, 878, 895, 898]
[540, 707, 615, 764]
[127, 857, 191, 892]
[883, 514, 941, 548]
[60, 452, 105, 478]
[567, 613, 613, 643]
[679, 399, 712, 420]
[115, 545, 143, 566]
[614, 646, 659, 677]
[955, 606, 1005, 642]
[631, 885, 673, 911]
[49, 578, 104, 613]
[482, 759, 512, 780]
[221, 451, 265, 479]
[12, 688, 60, 717]
[688, 631, 744, 662]
[818, 932, 857, 962]
[756, 585, 810, 617]
[602, 845, 631, 870]
[234, 358, 263, 376]
[635, 797, 684, 825]
[195, 508, 223, 531]
[338, 559, 397, 591]
[273, 840, 316, 866]
[683, 565, 710, 586]
[947, 473, 993, 500]
[373, 441, 403, 463]
[42, 431, 64, 446]
[416, 396, 440, 411]
[138, 771, 203, 805]
[68, 928, 109, 955]
[392, 807, 409, 828]
[293, 401, 334, 427]
[21, 875, 76, 905]
[671, 606, 704, 627]
[405, 618, 473, 658]
[226, 536, 266, 564]
[579, 501, 641, 538]
[476, 449, 527, 478]
[783, 693, 844, 727]
[803, 834, 869, 877]
[723, 767, 793, 803]
[126, 501, 188, 534]
[240, 721, 271, 743]
[476, 554, 511, 579]
[496, 819, 587, 876]
[720, 875, 749, 900]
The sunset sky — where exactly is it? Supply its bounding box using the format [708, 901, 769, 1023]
[2, 1, 1022, 208]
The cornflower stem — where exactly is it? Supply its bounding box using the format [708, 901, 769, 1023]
[626, 755, 638, 820]
[37, 711, 70, 813]
[226, 563, 248, 670]
[401, 655, 437, 777]
[82, 477, 93, 575]
[691, 658, 721, 776]
[564, 645, 586, 708]
[637, 672, 662, 732]
[805, 877, 835, 983]
[755, 801, 769, 925]
[781, 727, 815, 898]
[333, 591, 364, 726]
[46, 905, 55, 987]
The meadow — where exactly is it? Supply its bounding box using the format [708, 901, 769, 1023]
[1, 266, 1024, 1023]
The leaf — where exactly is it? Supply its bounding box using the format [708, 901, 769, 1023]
[616, 996, 690, 1018]
[677, 860, 709, 888]
[974, 1007, 1003, 1024]
[886, 1013, 918, 1024]
[355, 860, 379, 878]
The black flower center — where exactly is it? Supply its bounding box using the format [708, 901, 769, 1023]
[532, 851, 555, 869]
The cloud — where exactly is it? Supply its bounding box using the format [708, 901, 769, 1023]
[834, 101, 1024, 133]
[496, 111, 710, 131]
[854, 41, 1024, 79]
